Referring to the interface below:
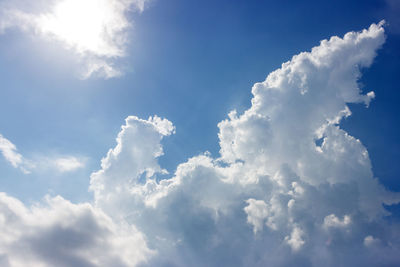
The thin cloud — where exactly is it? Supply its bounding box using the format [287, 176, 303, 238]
[53, 156, 85, 172]
[0, 133, 85, 174]
[0, 134, 23, 168]
[0, 134, 32, 174]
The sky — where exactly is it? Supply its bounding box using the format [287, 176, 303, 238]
[0, 0, 400, 266]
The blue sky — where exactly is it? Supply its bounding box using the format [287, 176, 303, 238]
[0, 0, 399, 266]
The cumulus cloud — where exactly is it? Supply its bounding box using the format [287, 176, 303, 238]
[285, 226, 305, 252]
[0, 193, 153, 267]
[1, 22, 400, 266]
[88, 21, 400, 266]
[244, 199, 269, 234]
[0, 0, 148, 78]
[0, 133, 85, 174]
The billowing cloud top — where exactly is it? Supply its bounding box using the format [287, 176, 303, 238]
[1, 22, 400, 267]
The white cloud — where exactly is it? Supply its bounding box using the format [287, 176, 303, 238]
[30, 154, 86, 174]
[0, 134, 23, 169]
[244, 199, 269, 234]
[31, 154, 86, 174]
[323, 214, 351, 228]
[0, 193, 153, 267]
[87, 21, 400, 266]
[285, 226, 305, 252]
[0, 0, 148, 78]
[53, 156, 84, 172]
[0, 134, 32, 174]
[0, 133, 85, 174]
[1, 22, 400, 266]
[364, 235, 379, 247]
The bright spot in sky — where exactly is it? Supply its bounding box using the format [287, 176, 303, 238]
[0, 0, 144, 78]
[37, 0, 124, 57]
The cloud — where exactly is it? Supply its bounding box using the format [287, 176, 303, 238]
[88, 21, 400, 266]
[0, 0, 148, 78]
[0, 134, 23, 168]
[0, 134, 85, 174]
[53, 156, 85, 172]
[0, 193, 153, 267]
[323, 214, 351, 229]
[0, 134, 32, 173]
[244, 199, 269, 234]
[1, 22, 400, 266]
[33, 155, 87, 173]
[285, 226, 305, 252]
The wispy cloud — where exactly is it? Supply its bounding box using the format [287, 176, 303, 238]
[53, 156, 85, 172]
[0, 134, 31, 173]
[0, 134, 85, 174]
[0, 134, 22, 168]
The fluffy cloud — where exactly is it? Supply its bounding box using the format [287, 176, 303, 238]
[88, 21, 400, 266]
[0, 193, 153, 267]
[1, 22, 400, 266]
[0, 0, 148, 78]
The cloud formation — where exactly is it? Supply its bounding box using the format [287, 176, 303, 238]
[52, 156, 85, 172]
[0, 0, 148, 78]
[89, 21, 400, 266]
[0, 134, 31, 173]
[0, 193, 153, 267]
[1, 22, 400, 266]
[0, 134, 23, 168]
[0, 134, 85, 174]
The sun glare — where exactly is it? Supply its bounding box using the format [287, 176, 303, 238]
[37, 0, 124, 57]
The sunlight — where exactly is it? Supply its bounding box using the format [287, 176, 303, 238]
[37, 0, 124, 57]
